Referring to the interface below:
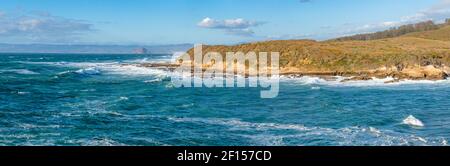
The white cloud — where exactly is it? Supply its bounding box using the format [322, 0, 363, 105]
[394, 0, 450, 23]
[334, 0, 450, 38]
[18, 19, 42, 31]
[198, 17, 262, 29]
[0, 10, 94, 43]
[198, 17, 264, 37]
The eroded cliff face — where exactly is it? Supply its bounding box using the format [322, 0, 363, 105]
[367, 65, 448, 81]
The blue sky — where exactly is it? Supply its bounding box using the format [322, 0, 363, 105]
[0, 0, 449, 45]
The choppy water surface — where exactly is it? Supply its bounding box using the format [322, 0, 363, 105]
[1, 53, 449, 146]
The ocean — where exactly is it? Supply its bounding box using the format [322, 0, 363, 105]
[1, 53, 449, 146]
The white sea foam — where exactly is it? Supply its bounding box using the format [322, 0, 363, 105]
[18, 123, 61, 129]
[144, 78, 162, 83]
[368, 127, 382, 136]
[413, 136, 428, 143]
[283, 76, 450, 87]
[311, 86, 321, 90]
[0, 134, 36, 139]
[104, 64, 168, 76]
[119, 96, 129, 101]
[17, 91, 30, 95]
[168, 117, 310, 131]
[75, 67, 102, 75]
[79, 89, 96, 92]
[166, 117, 445, 146]
[75, 138, 127, 146]
[23, 61, 170, 77]
[0, 69, 39, 75]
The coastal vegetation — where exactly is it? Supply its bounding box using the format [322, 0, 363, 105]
[333, 19, 450, 41]
[184, 20, 450, 81]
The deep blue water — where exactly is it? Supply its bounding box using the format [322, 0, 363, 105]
[1, 53, 449, 146]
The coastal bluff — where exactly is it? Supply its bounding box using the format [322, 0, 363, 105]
[182, 24, 450, 81]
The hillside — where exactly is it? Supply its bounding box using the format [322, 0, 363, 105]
[333, 19, 450, 41]
[184, 24, 450, 81]
[404, 25, 450, 41]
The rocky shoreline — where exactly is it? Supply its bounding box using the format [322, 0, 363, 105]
[281, 65, 449, 83]
[132, 62, 449, 83]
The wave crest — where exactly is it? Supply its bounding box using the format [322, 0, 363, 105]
[167, 117, 447, 146]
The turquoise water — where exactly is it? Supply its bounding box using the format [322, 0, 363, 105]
[1, 53, 449, 146]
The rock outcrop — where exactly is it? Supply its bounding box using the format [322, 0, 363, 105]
[368, 65, 448, 81]
[400, 65, 448, 80]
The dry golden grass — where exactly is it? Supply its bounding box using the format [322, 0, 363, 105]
[405, 25, 450, 41]
[186, 26, 450, 73]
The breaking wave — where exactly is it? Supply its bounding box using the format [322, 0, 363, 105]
[281, 76, 450, 87]
[75, 67, 102, 75]
[167, 117, 447, 146]
[22, 61, 169, 77]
